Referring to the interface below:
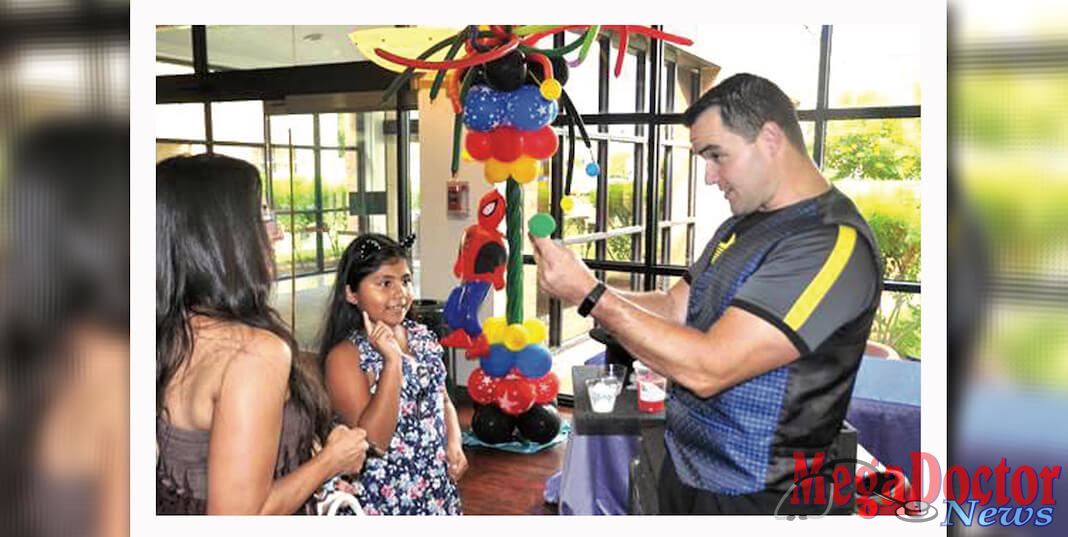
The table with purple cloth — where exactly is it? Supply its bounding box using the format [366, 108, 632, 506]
[543, 357, 921, 515]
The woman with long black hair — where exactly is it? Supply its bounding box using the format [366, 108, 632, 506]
[156, 154, 368, 515]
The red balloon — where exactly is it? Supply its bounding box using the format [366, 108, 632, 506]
[465, 130, 493, 161]
[524, 126, 558, 159]
[494, 377, 536, 416]
[467, 367, 500, 405]
[490, 126, 523, 163]
[532, 371, 560, 404]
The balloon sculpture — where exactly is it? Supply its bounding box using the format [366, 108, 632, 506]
[359, 25, 692, 445]
[441, 190, 507, 358]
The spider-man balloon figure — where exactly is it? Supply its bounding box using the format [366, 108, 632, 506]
[441, 190, 507, 358]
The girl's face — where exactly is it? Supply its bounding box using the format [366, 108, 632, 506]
[346, 258, 413, 327]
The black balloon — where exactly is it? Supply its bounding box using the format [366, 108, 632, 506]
[517, 404, 562, 444]
[485, 50, 527, 92]
[471, 404, 517, 445]
[461, 65, 488, 88]
[527, 55, 569, 87]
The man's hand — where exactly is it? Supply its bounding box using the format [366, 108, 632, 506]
[529, 234, 599, 305]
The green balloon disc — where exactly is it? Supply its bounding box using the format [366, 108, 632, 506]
[528, 212, 557, 238]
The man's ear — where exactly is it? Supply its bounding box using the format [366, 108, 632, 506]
[344, 284, 359, 306]
[758, 121, 785, 157]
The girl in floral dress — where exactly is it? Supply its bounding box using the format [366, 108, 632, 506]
[318, 234, 466, 515]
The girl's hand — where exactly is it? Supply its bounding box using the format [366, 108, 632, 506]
[446, 441, 468, 481]
[362, 311, 404, 362]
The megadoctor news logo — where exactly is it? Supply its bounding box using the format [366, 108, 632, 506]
[774, 452, 1060, 527]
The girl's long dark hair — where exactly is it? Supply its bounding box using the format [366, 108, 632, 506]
[156, 153, 329, 442]
[317, 233, 412, 375]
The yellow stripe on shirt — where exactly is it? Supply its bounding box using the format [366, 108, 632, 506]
[783, 225, 857, 331]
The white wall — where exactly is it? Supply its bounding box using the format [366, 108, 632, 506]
[416, 85, 501, 385]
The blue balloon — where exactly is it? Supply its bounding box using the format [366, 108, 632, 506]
[505, 84, 558, 131]
[463, 85, 506, 132]
[515, 344, 552, 378]
[585, 161, 600, 177]
[480, 344, 515, 378]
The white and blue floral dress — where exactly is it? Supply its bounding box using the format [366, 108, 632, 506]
[345, 318, 462, 515]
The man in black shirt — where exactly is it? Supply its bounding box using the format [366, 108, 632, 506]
[531, 73, 883, 514]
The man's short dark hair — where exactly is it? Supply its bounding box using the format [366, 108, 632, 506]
[683, 73, 808, 155]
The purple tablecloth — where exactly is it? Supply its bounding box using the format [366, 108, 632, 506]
[544, 434, 639, 515]
[546, 356, 921, 514]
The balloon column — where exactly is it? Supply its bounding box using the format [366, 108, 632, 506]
[363, 25, 692, 445]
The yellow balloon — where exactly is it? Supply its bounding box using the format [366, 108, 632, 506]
[540, 79, 562, 100]
[560, 195, 575, 212]
[484, 158, 510, 183]
[512, 156, 540, 184]
[523, 319, 548, 344]
[461, 147, 473, 161]
[483, 317, 507, 345]
[504, 324, 530, 351]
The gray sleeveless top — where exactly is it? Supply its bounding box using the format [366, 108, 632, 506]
[156, 402, 315, 514]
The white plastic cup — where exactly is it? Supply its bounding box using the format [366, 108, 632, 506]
[586, 377, 618, 413]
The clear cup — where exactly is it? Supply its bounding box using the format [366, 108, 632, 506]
[633, 362, 667, 413]
[586, 377, 618, 413]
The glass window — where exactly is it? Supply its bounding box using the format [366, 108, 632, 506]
[319, 113, 358, 149]
[608, 43, 640, 137]
[668, 24, 821, 110]
[320, 148, 358, 210]
[561, 302, 594, 344]
[563, 36, 602, 115]
[605, 270, 642, 294]
[870, 290, 921, 360]
[156, 103, 205, 140]
[156, 142, 206, 162]
[269, 272, 337, 351]
[211, 101, 264, 143]
[829, 25, 922, 108]
[213, 145, 266, 178]
[834, 187, 921, 285]
[691, 159, 732, 253]
[269, 147, 316, 212]
[657, 275, 683, 292]
[322, 209, 354, 271]
[270, 114, 315, 147]
[269, 147, 318, 278]
[560, 138, 600, 244]
[606, 142, 638, 231]
[272, 218, 319, 279]
[520, 264, 551, 328]
[801, 121, 816, 160]
[824, 118, 921, 182]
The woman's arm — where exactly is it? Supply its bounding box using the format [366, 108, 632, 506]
[207, 332, 365, 515]
[257, 424, 366, 515]
[324, 340, 403, 451]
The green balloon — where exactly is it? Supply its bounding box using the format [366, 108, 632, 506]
[528, 212, 557, 238]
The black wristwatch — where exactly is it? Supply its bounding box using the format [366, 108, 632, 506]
[578, 282, 607, 317]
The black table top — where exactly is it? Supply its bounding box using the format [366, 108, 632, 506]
[572, 365, 665, 435]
